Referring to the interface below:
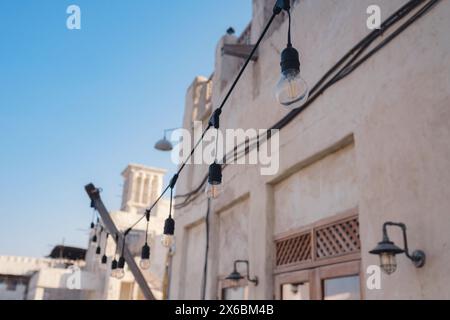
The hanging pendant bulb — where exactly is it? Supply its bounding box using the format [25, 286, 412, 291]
[90, 200, 96, 229]
[100, 233, 109, 264]
[139, 244, 151, 270]
[116, 257, 125, 280]
[162, 178, 176, 248]
[162, 217, 175, 248]
[110, 258, 118, 278]
[140, 211, 151, 269]
[275, 9, 308, 109]
[275, 45, 308, 109]
[206, 162, 222, 199]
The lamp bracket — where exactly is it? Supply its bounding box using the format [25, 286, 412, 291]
[383, 222, 426, 268]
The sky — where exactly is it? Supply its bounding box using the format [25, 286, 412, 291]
[0, 0, 251, 258]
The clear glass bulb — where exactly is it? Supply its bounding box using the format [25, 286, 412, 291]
[206, 183, 222, 199]
[115, 268, 125, 280]
[161, 234, 174, 248]
[110, 269, 117, 278]
[380, 252, 397, 275]
[276, 69, 309, 109]
[139, 259, 151, 270]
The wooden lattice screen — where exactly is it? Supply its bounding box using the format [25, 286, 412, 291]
[275, 216, 360, 268]
[275, 232, 312, 266]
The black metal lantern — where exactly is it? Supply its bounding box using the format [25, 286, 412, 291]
[369, 222, 426, 275]
[226, 260, 258, 286]
[101, 255, 107, 264]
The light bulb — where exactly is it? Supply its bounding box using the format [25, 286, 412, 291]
[206, 162, 222, 199]
[380, 252, 397, 275]
[161, 234, 174, 248]
[115, 268, 125, 280]
[206, 183, 222, 199]
[115, 257, 125, 280]
[110, 259, 118, 278]
[140, 244, 151, 270]
[139, 259, 151, 270]
[276, 69, 309, 109]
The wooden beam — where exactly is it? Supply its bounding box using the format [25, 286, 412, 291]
[85, 183, 155, 300]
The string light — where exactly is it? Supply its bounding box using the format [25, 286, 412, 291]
[110, 234, 119, 278]
[91, 219, 99, 243]
[115, 230, 130, 280]
[90, 200, 96, 229]
[275, 5, 308, 108]
[101, 233, 109, 265]
[206, 109, 223, 199]
[162, 175, 178, 248]
[85, 0, 441, 295]
[139, 210, 151, 270]
[95, 227, 103, 255]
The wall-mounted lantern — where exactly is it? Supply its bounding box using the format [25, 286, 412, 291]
[369, 222, 426, 275]
[226, 260, 258, 286]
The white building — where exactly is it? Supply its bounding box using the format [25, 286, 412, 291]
[0, 252, 86, 300]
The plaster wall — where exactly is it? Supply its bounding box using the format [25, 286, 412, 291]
[171, 0, 450, 300]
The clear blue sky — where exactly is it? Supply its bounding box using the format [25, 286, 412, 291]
[0, 0, 251, 257]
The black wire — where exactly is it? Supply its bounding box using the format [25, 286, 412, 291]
[144, 214, 150, 244]
[287, 10, 292, 47]
[90, 208, 96, 226]
[168, 188, 173, 218]
[218, 13, 277, 113]
[201, 198, 211, 300]
[121, 233, 127, 257]
[333, 0, 439, 83]
[174, 0, 439, 209]
[124, 11, 278, 233]
[103, 233, 109, 254]
[113, 234, 119, 260]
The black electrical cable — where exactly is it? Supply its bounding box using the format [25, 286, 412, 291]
[218, 13, 277, 113]
[123, 8, 280, 233]
[174, 0, 440, 209]
[120, 232, 127, 258]
[201, 198, 211, 300]
[144, 212, 150, 244]
[103, 233, 109, 255]
[113, 234, 119, 260]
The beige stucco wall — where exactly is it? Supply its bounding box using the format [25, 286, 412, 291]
[273, 142, 358, 235]
[170, 0, 450, 300]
